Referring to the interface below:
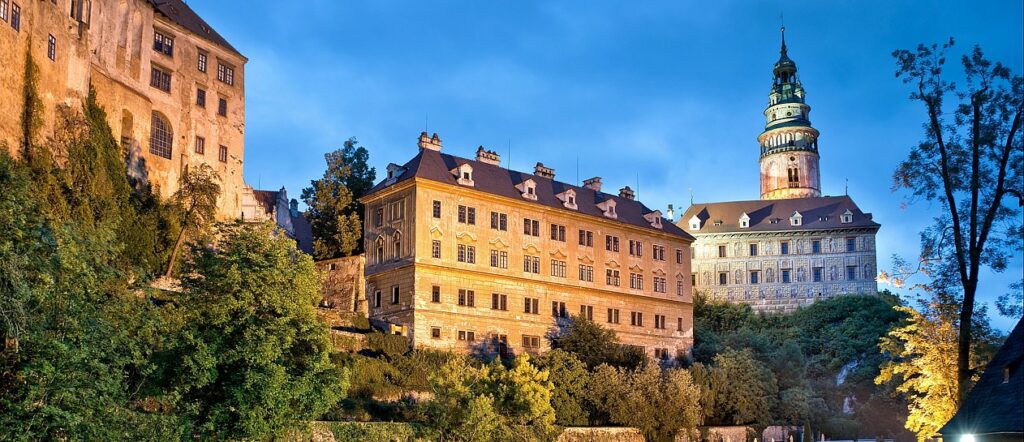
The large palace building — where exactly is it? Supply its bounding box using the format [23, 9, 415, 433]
[361, 133, 695, 359]
[0, 0, 249, 218]
[680, 29, 880, 313]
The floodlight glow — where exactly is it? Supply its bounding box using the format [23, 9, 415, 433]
[960, 434, 976, 442]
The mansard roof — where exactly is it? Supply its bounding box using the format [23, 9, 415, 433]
[366, 148, 693, 240]
[151, 0, 243, 57]
[680, 195, 879, 234]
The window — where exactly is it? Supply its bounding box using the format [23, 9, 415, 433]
[750, 271, 760, 284]
[9, 2, 18, 32]
[749, 243, 758, 256]
[578, 230, 593, 247]
[782, 269, 792, 283]
[457, 244, 475, 264]
[431, 240, 441, 259]
[607, 308, 620, 324]
[217, 62, 235, 85]
[524, 297, 539, 314]
[813, 267, 823, 282]
[781, 241, 790, 255]
[676, 248, 683, 264]
[458, 289, 475, 307]
[578, 265, 593, 282]
[630, 311, 644, 327]
[523, 218, 540, 236]
[522, 335, 541, 351]
[491, 293, 508, 311]
[605, 235, 620, 252]
[218, 98, 227, 116]
[812, 240, 821, 254]
[374, 237, 384, 263]
[194, 136, 205, 154]
[629, 240, 643, 257]
[677, 279, 685, 296]
[431, 286, 441, 303]
[677, 317, 684, 332]
[150, 66, 171, 92]
[718, 245, 726, 258]
[458, 330, 476, 342]
[490, 212, 507, 230]
[457, 206, 476, 224]
[846, 265, 857, 281]
[551, 301, 567, 318]
[431, 327, 441, 339]
[489, 250, 508, 269]
[149, 112, 173, 159]
[218, 145, 227, 162]
[629, 273, 643, 290]
[550, 259, 567, 278]
[373, 207, 384, 227]
[392, 232, 402, 259]
[373, 290, 381, 308]
[523, 255, 540, 274]
[47, 35, 55, 61]
[653, 245, 666, 261]
[580, 305, 594, 320]
[431, 200, 441, 218]
[691, 273, 697, 286]
[550, 224, 566, 241]
[654, 348, 670, 360]
[0, 0, 8, 23]
[654, 314, 666, 329]
[846, 237, 856, 252]
[606, 269, 620, 286]
[390, 200, 405, 221]
[196, 88, 206, 107]
[197, 51, 207, 72]
[653, 277, 667, 293]
[718, 272, 728, 285]
[153, 30, 174, 56]
[391, 285, 400, 304]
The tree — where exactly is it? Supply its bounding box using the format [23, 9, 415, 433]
[549, 314, 645, 370]
[711, 349, 778, 430]
[890, 39, 1023, 401]
[164, 164, 219, 277]
[588, 364, 701, 442]
[170, 223, 347, 440]
[302, 138, 376, 260]
[875, 294, 1000, 442]
[533, 349, 590, 426]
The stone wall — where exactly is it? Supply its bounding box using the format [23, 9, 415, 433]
[316, 255, 366, 314]
[559, 427, 644, 442]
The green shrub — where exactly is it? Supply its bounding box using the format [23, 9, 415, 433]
[366, 332, 409, 358]
[352, 312, 371, 331]
[322, 421, 433, 442]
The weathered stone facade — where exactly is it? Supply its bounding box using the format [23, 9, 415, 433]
[361, 134, 695, 359]
[316, 255, 366, 314]
[0, 0, 247, 218]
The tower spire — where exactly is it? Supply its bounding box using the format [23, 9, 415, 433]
[780, 26, 787, 56]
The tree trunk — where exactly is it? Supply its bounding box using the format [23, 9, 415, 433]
[165, 225, 187, 278]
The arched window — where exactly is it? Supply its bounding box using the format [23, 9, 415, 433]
[392, 232, 402, 259]
[375, 237, 385, 264]
[149, 111, 172, 159]
[787, 167, 800, 187]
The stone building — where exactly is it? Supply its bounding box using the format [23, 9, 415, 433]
[361, 132, 695, 359]
[679, 29, 880, 313]
[0, 0, 248, 218]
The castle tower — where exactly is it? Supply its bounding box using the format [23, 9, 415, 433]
[759, 27, 822, 200]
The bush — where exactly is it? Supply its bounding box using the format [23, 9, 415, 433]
[322, 421, 433, 442]
[352, 312, 371, 331]
[366, 332, 409, 358]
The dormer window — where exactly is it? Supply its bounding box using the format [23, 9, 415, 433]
[386, 163, 406, 184]
[452, 164, 474, 187]
[688, 215, 701, 231]
[739, 212, 750, 229]
[841, 209, 853, 224]
[644, 211, 664, 229]
[790, 211, 803, 226]
[557, 189, 578, 210]
[596, 199, 617, 219]
[516, 179, 538, 201]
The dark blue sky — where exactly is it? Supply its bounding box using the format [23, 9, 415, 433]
[191, 1, 1022, 330]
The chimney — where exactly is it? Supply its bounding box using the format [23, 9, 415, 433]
[417, 131, 442, 151]
[619, 186, 635, 200]
[667, 204, 675, 221]
[289, 199, 299, 218]
[534, 162, 555, 179]
[475, 146, 501, 165]
[583, 177, 602, 192]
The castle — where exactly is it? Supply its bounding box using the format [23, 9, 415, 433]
[0, 0, 263, 219]
[360, 133, 695, 359]
[680, 28, 880, 313]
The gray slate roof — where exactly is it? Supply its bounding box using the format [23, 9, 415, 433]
[150, 0, 242, 57]
[941, 319, 1024, 437]
[679, 195, 880, 234]
[366, 148, 693, 240]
